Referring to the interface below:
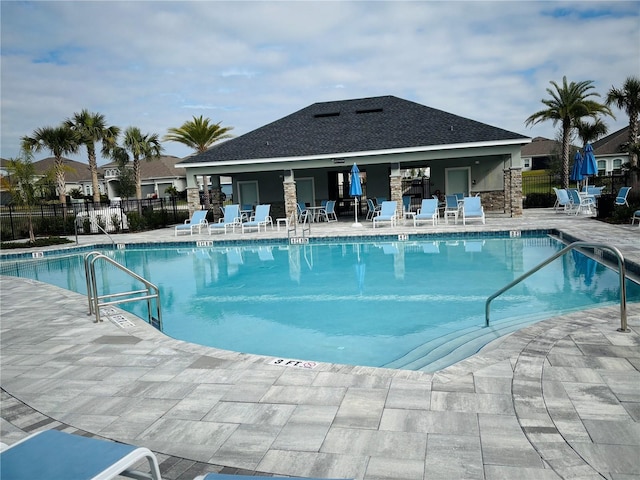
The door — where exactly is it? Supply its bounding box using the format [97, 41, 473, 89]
[446, 167, 470, 196]
[238, 181, 259, 207]
[296, 178, 315, 206]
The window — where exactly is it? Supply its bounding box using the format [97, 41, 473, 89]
[613, 158, 623, 173]
[597, 160, 606, 176]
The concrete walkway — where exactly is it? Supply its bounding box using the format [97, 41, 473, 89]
[1, 209, 639, 479]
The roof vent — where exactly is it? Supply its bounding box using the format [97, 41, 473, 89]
[356, 108, 383, 114]
[314, 112, 340, 118]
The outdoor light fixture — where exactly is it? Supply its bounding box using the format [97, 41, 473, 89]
[332, 158, 345, 164]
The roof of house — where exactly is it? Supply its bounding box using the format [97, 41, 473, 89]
[592, 126, 630, 156]
[33, 157, 93, 183]
[521, 137, 562, 157]
[100, 155, 185, 179]
[181, 95, 530, 165]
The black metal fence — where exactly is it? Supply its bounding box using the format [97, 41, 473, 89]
[1, 198, 188, 241]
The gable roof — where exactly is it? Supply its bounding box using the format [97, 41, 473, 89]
[33, 157, 93, 183]
[592, 126, 630, 156]
[180, 95, 529, 166]
[100, 155, 185, 179]
[521, 137, 563, 157]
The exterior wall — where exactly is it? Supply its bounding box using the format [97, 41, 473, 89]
[186, 187, 199, 215]
[504, 167, 523, 217]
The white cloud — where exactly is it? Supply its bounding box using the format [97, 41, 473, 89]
[1, 0, 638, 164]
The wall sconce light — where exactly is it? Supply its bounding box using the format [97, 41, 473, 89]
[472, 179, 476, 185]
[475, 160, 480, 165]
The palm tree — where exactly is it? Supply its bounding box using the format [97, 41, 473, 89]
[2, 153, 38, 243]
[525, 76, 613, 188]
[21, 125, 80, 204]
[64, 109, 120, 203]
[122, 127, 163, 199]
[606, 76, 640, 169]
[575, 117, 609, 147]
[163, 116, 234, 209]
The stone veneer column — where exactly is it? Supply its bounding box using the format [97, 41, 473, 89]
[186, 187, 200, 215]
[390, 171, 403, 219]
[283, 175, 297, 222]
[210, 187, 222, 222]
[504, 167, 523, 217]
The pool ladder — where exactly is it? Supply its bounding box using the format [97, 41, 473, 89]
[84, 251, 162, 330]
[486, 242, 629, 332]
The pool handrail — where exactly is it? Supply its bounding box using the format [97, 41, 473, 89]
[485, 242, 628, 332]
[84, 251, 162, 329]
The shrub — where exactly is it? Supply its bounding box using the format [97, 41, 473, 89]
[523, 193, 555, 208]
[126, 211, 145, 231]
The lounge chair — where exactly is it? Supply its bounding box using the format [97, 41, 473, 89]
[365, 198, 380, 220]
[373, 200, 397, 228]
[552, 188, 572, 213]
[615, 186, 631, 207]
[568, 188, 595, 215]
[297, 202, 310, 223]
[413, 198, 438, 226]
[0, 429, 162, 479]
[319, 200, 338, 222]
[402, 195, 412, 213]
[175, 209, 208, 236]
[462, 196, 485, 225]
[242, 204, 272, 233]
[443, 194, 460, 224]
[209, 204, 241, 234]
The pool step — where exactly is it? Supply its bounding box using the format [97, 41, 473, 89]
[383, 316, 538, 371]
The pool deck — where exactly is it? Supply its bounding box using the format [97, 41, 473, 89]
[1, 208, 639, 479]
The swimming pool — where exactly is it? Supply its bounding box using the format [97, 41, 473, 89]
[2, 234, 639, 371]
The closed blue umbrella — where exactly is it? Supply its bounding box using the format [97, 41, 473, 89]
[350, 163, 363, 227]
[570, 151, 584, 188]
[581, 143, 598, 190]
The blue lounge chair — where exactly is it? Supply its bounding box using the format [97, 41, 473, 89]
[615, 186, 631, 207]
[242, 204, 272, 233]
[402, 195, 412, 213]
[444, 194, 460, 224]
[175, 209, 208, 236]
[0, 429, 162, 480]
[568, 188, 595, 215]
[462, 196, 485, 225]
[365, 198, 380, 220]
[297, 202, 310, 223]
[413, 198, 438, 226]
[553, 188, 572, 213]
[373, 200, 397, 228]
[319, 200, 338, 222]
[209, 204, 241, 234]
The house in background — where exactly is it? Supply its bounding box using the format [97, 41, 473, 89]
[521, 137, 562, 172]
[178, 95, 531, 219]
[99, 155, 187, 199]
[591, 126, 633, 175]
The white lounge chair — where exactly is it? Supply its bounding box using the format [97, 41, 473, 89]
[373, 201, 397, 228]
[553, 188, 572, 213]
[413, 198, 438, 227]
[462, 196, 485, 225]
[175, 209, 208, 235]
[0, 429, 162, 479]
[568, 188, 595, 215]
[242, 204, 272, 233]
[209, 204, 241, 234]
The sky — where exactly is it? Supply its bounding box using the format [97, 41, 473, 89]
[1, 1, 639, 165]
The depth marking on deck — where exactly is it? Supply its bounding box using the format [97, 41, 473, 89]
[107, 314, 136, 328]
[269, 358, 318, 369]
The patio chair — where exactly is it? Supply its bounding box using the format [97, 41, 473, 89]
[319, 200, 338, 222]
[402, 195, 412, 213]
[552, 188, 572, 213]
[365, 198, 380, 220]
[0, 429, 162, 479]
[242, 204, 272, 233]
[443, 194, 460, 224]
[209, 204, 242, 234]
[568, 188, 594, 215]
[175, 209, 208, 236]
[413, 198, 438, 226]
[373, 201, 397, 228]
[297, 202, 310, 223]
[615, 186, 631, 207]
[632, 209, 640, 226]
[462, 196, 485, 225]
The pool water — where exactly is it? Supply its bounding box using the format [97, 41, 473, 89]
[3, 235, 639, 371]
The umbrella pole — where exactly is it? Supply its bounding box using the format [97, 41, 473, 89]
[352, 197, 362, 228]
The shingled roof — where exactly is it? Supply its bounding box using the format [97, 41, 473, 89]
[100, 155, 184, 179]
[181, 95, 529, 165]
[592, 126, 630, 156]
[33, 157, 93, 182]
